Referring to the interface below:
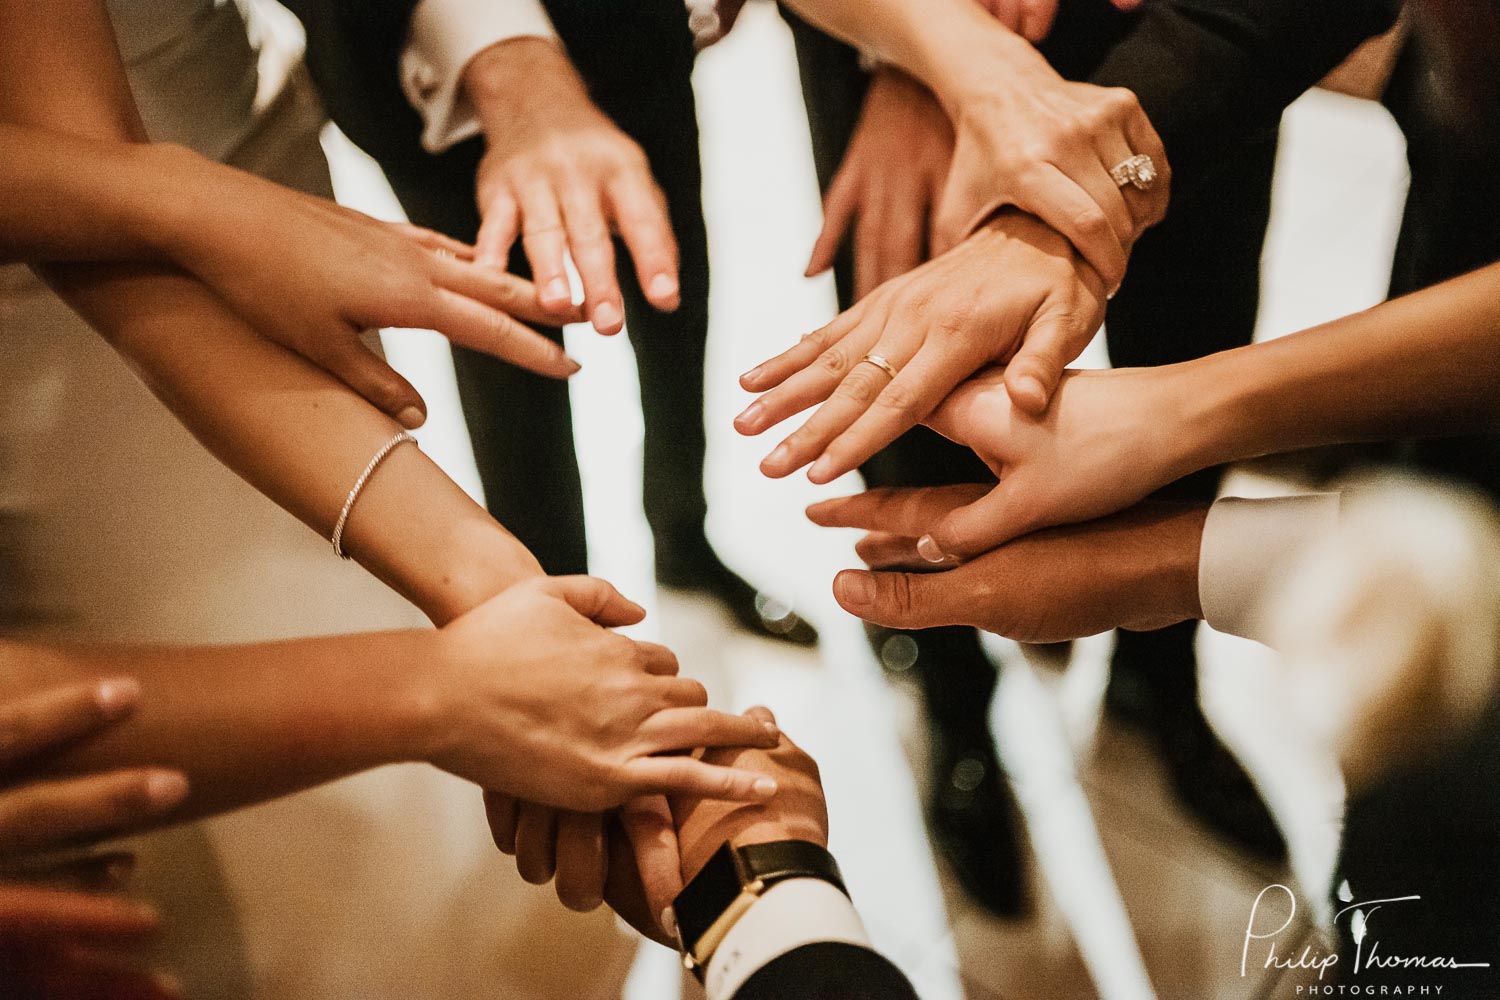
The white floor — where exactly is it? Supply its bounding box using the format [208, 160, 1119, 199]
[323, 6, 1412, 997]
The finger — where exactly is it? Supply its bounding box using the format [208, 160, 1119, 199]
[426, 289, 579, 380]
[1017, 165, 1129, 290]
[483, 790, 518, 855]
[545, 575, 647, 628]
[875, 195, 926, 292]
[1018, 0, 1060, 41]
[736, 303, 866, 396]
[0, 884, 158, 941]
[832, 567, 966, 631]
[12, 850, 138, 893]
[1003, 307, 1097, 415]
[853, 207, 882, 303]
[618, 796, 681, 932]
[985, 0, 1024, 31]
[433, 257, 585, 326]
[805, 348, 973, 484]
[27, 947, 182, 1000]
[0, 769, 189, 855]
[639, 707, 780, 754]
[734, 313, 878, 439]
[607, 173, 680, 311]
[1094, 128, 1153, 238]
[513, 801, 558, 885]
[0, 679, 138, 768]
[318, 337, 429, 428]
[657, 677, 710, 709]
[553, 811, 607, 912]
[623, 757, 778, 802]
[393, 223, 476, 261]
[854, 530, 930, 570]
[516, 179, 573, 313]
[920, 368, 1009, 450]
[806, 167, 859, 278]
[923, 479, 1034, 562]
[1065, 150, 1136, 264]
[475, 189, 521, 270]
[807, 484, 991, 535]
[634, 641, 680, 677]
[1120, 105, 1171, 228]
[558, 184, 623, 335]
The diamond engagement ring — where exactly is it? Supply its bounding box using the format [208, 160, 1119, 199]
[860, 354, 899, 380]
[1110, 153, 1158, 192]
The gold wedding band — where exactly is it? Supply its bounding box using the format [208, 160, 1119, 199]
[860, 354, 899, 380]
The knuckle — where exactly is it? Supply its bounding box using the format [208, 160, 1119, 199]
[834, 366, 885, 405]
[873, 379, 920, 416]
[1072, 207, 1111, 240]
[816, 346, 850, 377]
[678, 680, 709, 706]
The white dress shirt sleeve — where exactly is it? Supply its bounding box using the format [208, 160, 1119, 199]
[1198, 493, 1343, 644]
[399, 0, 558, 153]
[704, 879, 873, 1000]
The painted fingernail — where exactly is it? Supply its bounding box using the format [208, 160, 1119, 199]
[838, 571, 876, 606]
[660, 907, 679, 939]
[741, 364, 765, 385]
[396, 407, 426, 430]
[95, 678, 141, 718]
[916, 535, 947, 563]
[592, 301, 622, 331]
[147, 770, 190, 809]
[648, 273, 678, 303]
[544, 277, 571, 304]
[752, 777, 779, 798]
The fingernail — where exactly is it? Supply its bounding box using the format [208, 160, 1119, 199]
[761, 721, 781, 741]
[477, 253, 501, 269]
[106, 854, 137, 884]
[153, 972, 185, 998]
[736, 401, 764, 432]
[544, 277, 571, 304]
[648, 273, 678, 302]
[592, 301, 622, 332]
[808, 457, 833, 484]
[95, 678, 141, 718]
[838, 571, 876, 606]
[397, 407, 426, 431]
[147, 770, 190, 809]
[741, 364, 765, 385]
[752, 777, 779, 798]
[764, 443, 791, 472]
[660, 907, 679, 939]
[564, 356, 582, 376]
[916, 535, 947, 563]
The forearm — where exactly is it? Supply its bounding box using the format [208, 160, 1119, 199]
[1178, 262, 1500, 472]
[45, 264, 542, 624]
[0, 633, 434, 823]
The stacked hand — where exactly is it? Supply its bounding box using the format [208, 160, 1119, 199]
[738, 210, 1106, 482]
[465, 38, 681, 335]
[0, 680, 189, 999]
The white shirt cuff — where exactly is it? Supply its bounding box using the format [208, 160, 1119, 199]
[1199, 493, 1342, 644]
[400, 0, 558, 153]
[704, 879, 872, 1000]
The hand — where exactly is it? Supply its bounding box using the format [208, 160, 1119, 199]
[806, 68, 953, 302]
[464, 38, 680, 335]
[150, 146, 585, 427]
[809, 485, 1206, 643]
[425, 576, 782, 812]
[0, 680, 188, 1000]
[737, 210, 1105, 481]
[972, 0, 1142, 43]
[930, 39, 1169, 289]
[840, 365, 1189, 561]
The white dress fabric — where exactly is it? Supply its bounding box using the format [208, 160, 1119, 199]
[0, 1, 636, 996]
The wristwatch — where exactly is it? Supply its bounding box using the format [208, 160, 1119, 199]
[671, 839, 848, 981]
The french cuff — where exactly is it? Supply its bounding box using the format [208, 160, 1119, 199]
[1199, 493, 1342, 644]
[704, 879, 872, 1000]
[400, 0, 558, 153]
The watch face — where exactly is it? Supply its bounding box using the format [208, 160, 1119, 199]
[673, 842, 745, 952]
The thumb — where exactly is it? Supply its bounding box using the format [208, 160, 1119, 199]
[1004, 310, 1088, 416]
[922, 368, 1009, 449]
[833, 568, 958, 631]
[321, 337, 427, 430]
[546, 575, 647, 628]
[921, 479, 1031, 563]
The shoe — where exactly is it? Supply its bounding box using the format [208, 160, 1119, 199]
[657, 551, 818, 646]
[1107, 625, 1287, 862]
[928, 732, 1030, 918]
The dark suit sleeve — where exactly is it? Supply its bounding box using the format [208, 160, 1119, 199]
[1046, 0, 1400, 200]
[731, 942, 920, 1000]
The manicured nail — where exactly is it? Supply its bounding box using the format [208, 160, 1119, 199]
[916, 535, 947, 563]
[648, 273, 678, 303]
[544, 277, 570, 304]
[95, 678, 140, 719]
[838, 571, 876, 606]
[736, 401, 764, 432]
[741, 364, 765, 385]
[763, 444, 791, 472]
[752, 777, 779, 798]
[592, 301, 622, 331]
[808, 457, 834, 484]
[661, 907, 679, 939]
[396, 407, 426, 430]
[147, 770, 190, 809]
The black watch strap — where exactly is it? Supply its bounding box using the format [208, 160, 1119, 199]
[672, 840, 847, 981]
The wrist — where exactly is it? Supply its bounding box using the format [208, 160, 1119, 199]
[462, 37, 591, 139]
[124, 142, 215, 263]
[918, 16, 1048, 114]
[377, 630, 453, 767]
